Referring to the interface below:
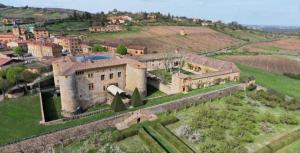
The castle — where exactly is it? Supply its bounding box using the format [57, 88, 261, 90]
[53, 52, 240, 117]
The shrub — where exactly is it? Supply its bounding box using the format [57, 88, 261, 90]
[279, 113, 299, 125]
[246, 83, 257, 91]
[92, 44, 107, 52]
[111, 93, 126, 112]
[138, 128, 166, 153]
[159, 116, 179, 126]
[199, 139, 230, 153]
[261, 112, 279, 124]
[281, 99, 300, 111]
[131, 88, 143, 107]
[116, 44, 127, 55]
[112, 126, 139, 141]
[283, 73, 300, 80]
[225, 96, 243, 106]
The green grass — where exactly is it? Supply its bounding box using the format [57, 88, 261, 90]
[277, 139, 300, 153]
[146, 85, 166, 99]
[115, 135, 151, 152]
[150, 68, 195, 84]
[46, 21, 90, 34]
[238, 64, 300, 98]
[258, 46, 283, 52]
[42, 92, 62, 121]
[86, 26, 143, 40]
[0, 82, 236, 146]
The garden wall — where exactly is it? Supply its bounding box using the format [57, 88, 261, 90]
[147, 78, 173, 95]
[0, 84, 244, 153]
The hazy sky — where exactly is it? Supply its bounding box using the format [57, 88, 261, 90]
[1, 0, 300, 26]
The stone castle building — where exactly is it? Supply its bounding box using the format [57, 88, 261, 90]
[53, 52, 239, 117]
[53, 54, 147, 117]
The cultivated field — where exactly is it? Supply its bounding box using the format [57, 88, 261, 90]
[86, 26, 241, 53]
[220, 55, 300, 74]
[241, 37, 300, 55]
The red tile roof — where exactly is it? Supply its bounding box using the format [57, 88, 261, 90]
[0, 58, 13, 66]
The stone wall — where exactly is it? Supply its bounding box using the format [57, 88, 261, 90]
[0, 84, 244, 153]
[147, 78, 173, 95]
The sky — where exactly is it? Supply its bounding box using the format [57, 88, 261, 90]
[1, 0, 300, 26]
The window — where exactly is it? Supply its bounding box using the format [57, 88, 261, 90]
[76, 71, 84, 75]
[101, 75, 105, 80]
[103, 86, 106, 91]
[88, 83, 94, 90]
[88, 73, 93, 78]
[110, 73, 113, 79]
[118, 72, 122, 78]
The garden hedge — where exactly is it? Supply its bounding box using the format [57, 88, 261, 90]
[138, 128, 167, 153]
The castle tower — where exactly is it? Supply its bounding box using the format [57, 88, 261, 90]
[125, 64, 147, 98]
[59, 74, 80, 117]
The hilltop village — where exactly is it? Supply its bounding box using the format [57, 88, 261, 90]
[0, 7, 300, 153]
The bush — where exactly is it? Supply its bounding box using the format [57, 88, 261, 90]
[92, 44, 107, 52]
[131, 88, 143, 107]
[279, 113, 299, 125]
[283, 73, 300, 80]
[225, 96, 243, 106]
[261, 112, 279, 124]
[138, 128, 166, 153]
[281, 99, 300, 111]
[159, 116, 179, 126]
[116, 44, 127, 55]
[246, 83, 257, 91]
[112, 126, 139, 141]
[111, 93, 126, 112]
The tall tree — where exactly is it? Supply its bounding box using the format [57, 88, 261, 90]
[13, 47, 25, 59]
[0, 78, 10, 97]
[20, 70, 38, 92]
[111, 92, 126, 112]
[6, 66, 24, 85]
[116, 44, 127, 55]
[131, 88, 143, 107]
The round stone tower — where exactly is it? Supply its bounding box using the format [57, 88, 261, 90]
[59, 74, 80, 117]
[125, 64, 147, 99]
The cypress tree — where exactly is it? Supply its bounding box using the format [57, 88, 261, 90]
[131, 88, 143, 107]
[111, 92, 126, 112]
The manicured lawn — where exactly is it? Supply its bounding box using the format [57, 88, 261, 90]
[238, 64, 300, 98]
[277, 139, 300, 153]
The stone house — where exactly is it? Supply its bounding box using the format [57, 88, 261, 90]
[53, 35, 81, 54]
[101, 41, 147, 56]
[27, 41, 62, 59]
[89, 25, 124, 32]
[33, 27, 49, 41]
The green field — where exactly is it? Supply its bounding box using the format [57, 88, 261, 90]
[238, 64, 300, 98]
[277, 139, 300, 153]
[258, 46, 283, 52]
[46, 21, 90, 34]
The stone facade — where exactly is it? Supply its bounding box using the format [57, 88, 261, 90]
[33, 27, 49, 40]
[53, 35, 81, 54]
[0, 33, 17, 43]
[53, 54, 147, 117]
[28, 41, 62, 58]
[89, 25, 124, 32]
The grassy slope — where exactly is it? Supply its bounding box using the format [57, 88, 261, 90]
[238, 64, 300, 98]
[277, 139, 300, 153]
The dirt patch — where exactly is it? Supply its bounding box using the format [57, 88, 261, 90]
[90, 26, 240, 53]
[241, 37, 300, 55]
[221, 55, 300, 74]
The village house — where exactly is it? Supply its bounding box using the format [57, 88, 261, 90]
[0, 58, 21, 69]
[0, 33, 17, 43]
[0, 50, 15, 58]
[81, 44, 92, 54]
[53, 54, 146, 117]
[53, 35, 81, 54]
[107, 15, 132, 24]
[89, 25, 124, 32]
[101, 41, 147, 56]
[27, 41, 62, 59]
[12, 25, 30, 40]
[33, 27, 49, 40]
[6, 41, 28, 51]
[127, 45, 147, 55]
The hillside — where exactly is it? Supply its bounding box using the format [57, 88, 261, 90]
[0, 5, 82, 21]
[84, 26, 242, 53]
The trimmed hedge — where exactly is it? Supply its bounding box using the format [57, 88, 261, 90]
[138, 128, 167, 153]
[255, 129, 300, 153]
[154, 124, 195, 153]
[112, 125, 139, 142]
[159, 116, 180, 126]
